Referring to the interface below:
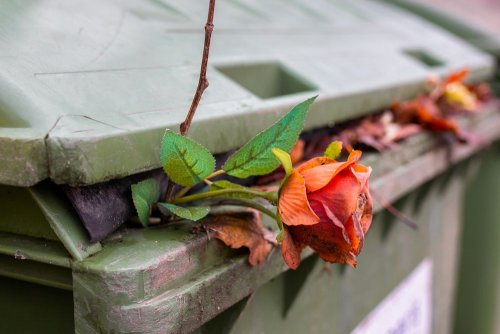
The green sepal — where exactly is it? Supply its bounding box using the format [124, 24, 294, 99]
[324, 141, 343, 160]
[276, 214, 285, 243]
[131, 178, 161, 227]
[272, 148, 293, 176]
[159, 202, 210, 221]
[223, 96, 317, 178]
[160, 129, 215, 186]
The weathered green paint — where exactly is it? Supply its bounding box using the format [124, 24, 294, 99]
[0, 0, 494, 187]
[0, 232, 71, 268]
[0, 185, 59, 240]
[30, 182, 102, 261]
[454, 145, 500, 334]
[71, 108, 500, 333]
[0, 182, 101, 262]
[216, 62, 317, 99]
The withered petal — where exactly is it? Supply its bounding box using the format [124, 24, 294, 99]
[299, 150, 362, 192]
[281, 226, 303, 270]
[308, 168, 362, 224]
[279, 171, 320, 226]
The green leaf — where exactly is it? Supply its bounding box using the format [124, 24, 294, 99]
[324, 141, 343, 160]
[223, 96, 317, 178]
[209, 180, 255, 199]
[131, 178, 161, 227]
[159, 203, 210, 221]
[160, 129, 215, 186]
[272, 148, 293, 176]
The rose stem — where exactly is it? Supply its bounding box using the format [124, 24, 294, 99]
[209, 198, 278, 220]
[165, 0, 216, 201]
[171, 188, 277, 205]
[175, 169, 225, 199]
[180, 0, 216, 135]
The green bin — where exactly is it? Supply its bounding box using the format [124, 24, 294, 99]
[0, 1, 498, 333]
[379, 2, 500, 332]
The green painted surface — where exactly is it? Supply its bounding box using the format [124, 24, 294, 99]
[30, 182, 102, 261]
[0, 0, 494, 186]
[216, 62, 316, 99]
[0, 182, 101, 261]
[0, 232, 71, 268]
[0, 185, 59, 240]
[0, 275, 74, 334]
[454, 145, 500, 334]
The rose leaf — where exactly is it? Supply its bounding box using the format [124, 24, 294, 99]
[131, 178, 161, 227]
[159, 202, 210, 221]
[160, 129, 215, 186]
[223, 96, 317, 178]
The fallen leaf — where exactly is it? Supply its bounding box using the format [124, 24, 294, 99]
[442, 82, 478, 111]
[392, 96, 461, 136]
[468, 83, 491, 102]
[203, 211, 276, 266]
[384, 123, 422, 142]
[290, 139, 305, 164]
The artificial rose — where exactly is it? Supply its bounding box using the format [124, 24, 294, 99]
[278, 150, 373, 269]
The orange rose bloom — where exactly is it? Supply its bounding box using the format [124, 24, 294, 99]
[278, 150, 373, 269]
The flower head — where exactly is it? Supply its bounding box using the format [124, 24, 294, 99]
[277, 150, 373, 269]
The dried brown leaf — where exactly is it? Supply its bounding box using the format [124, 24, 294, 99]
[203, 211, 276, 266]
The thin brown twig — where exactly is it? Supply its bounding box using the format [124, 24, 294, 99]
[180, 0, 216, 136]
[165, 0, 216, 201]
[371, 190, 418, 230]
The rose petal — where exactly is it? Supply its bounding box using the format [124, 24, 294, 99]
[316, 248, 358, 267]
[348, 213, 364, 256]
[289, 222, 358, 267]
[351, 164, 372, 189]
[308, 168, 362, 224]
[296, 156, 335, 173]
[300, 162, 344, 192]
[281, 226, 303, 270]
[299, 150, 362, 192]
[359, 188, 373, 234]
[321, 202, 350, 244]
[279, 171, 320, 226]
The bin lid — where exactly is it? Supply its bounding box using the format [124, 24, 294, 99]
[0, 0, 494, 187]
[384, 0, 500, 56]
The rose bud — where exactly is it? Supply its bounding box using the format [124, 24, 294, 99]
[276, 149, 373, 269]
